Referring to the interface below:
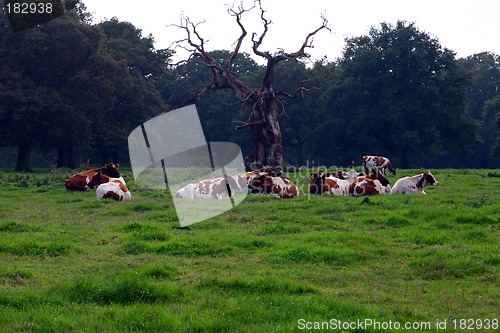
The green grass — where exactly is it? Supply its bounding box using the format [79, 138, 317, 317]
[0, 168, 498, 332]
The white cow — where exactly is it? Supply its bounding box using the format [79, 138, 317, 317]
[175, 174, 247, 199]
[344, 169, 364, 184]
[362, 155, 396, 175]
[391, 171, 439, 194]
[96, 178, 131, 201]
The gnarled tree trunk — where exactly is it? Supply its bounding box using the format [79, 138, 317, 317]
[172, 0, 329, 169]
[245, 100, 282, 168]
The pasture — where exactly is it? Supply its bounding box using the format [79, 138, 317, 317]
[0, 168, 498, 332]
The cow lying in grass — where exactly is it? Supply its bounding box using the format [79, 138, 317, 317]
[348, 177, 391, 196]
[247, 172, 300, 199]
[175, 174, 247, 199]
[309, 171, 349, 196]
[391, 171, 439, 194]
[310, 168, 391, 197]
[86, 170, 131, 201]
[65, 162, 121, 191]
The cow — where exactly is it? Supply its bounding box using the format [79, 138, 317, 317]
[362, 156, 396, 176]
[309, 171, 349, 196]
[348, 177, 391, 196]
[368, 169, 390, 186]
[64, 162, 121, 191]
[86, 170, 127, 189]
[175, 174, 247, 199]
[391, 171, 439, 194]
[96, 180, 131, 202]
[87, 170, 132, 201]
[248, 172, 299, 199]
[85, 170, 131, 201]
[332, 169, 365, 184]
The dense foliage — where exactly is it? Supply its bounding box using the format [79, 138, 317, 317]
[0, 4, 498, 169]
[0, 3, 172, 170]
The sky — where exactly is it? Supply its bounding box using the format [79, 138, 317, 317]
[83, 0, 499, 64]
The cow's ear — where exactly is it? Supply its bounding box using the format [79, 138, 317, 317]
[115, 163, 120, 169]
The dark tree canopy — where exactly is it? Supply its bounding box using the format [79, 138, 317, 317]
[0, 11, 171, 171]
[1, 1, 497, 170]
[321, 21, 479, 167]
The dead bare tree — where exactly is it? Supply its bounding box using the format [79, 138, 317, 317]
[170, 0, 329, 169]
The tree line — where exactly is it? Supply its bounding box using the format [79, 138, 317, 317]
[1, 2, 498, 171]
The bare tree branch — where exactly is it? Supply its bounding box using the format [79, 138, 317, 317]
[234, 119, 266, 130]
[250, 0, 273, 61]
[226, 1, 255, 70]
[168, 2, 330, 167]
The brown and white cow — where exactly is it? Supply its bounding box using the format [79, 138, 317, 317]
[175, 174, 247, 199]
[333, 169, 365, 184]
[248, 172, 299, 199]
[309, 171, 349, 196]
[362, 156, 396, 176]
[348, 177, 391, 196]
[368, 169, 390, 186]
[391, 171, 439, 194]
[65, 162, 121, 191]
[86, 170, 131, 201]
[86, 170, 126, 189]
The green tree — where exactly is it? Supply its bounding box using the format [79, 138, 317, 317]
[0, 13, 171, 170]
[458, 52, 500, 166]
[324, 21, 478, 167]
[93, 18, 172, 162]
[0, 14, 111, 170]
[483, 95, 500, 159]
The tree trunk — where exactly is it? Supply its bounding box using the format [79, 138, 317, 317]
[174, 4, 328, 171]
[244, 101, 283, 169]
[57, 147, 77, 168]
[15, 144, 33, 172]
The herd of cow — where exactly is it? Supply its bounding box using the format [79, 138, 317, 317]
[64, 156, 439, 201]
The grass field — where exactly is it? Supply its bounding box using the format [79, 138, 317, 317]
[0, 168, 498, 332]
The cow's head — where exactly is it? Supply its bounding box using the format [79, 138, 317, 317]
[87, 170, 110, 189]
[386, 162, 397, 175]
[332, 170, 345, 180]
[309, 172, 325, 195]
[346, 169, 363, 183]
[418, 171, 439, 187]
[103, 162, 121, 178]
